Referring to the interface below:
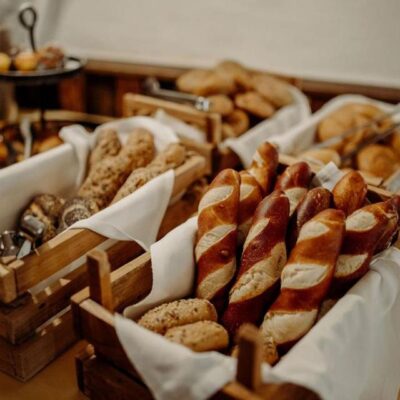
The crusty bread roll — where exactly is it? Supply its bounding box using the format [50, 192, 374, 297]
[237, 171, 263, 244]
[215, 60, 252, 91]
[208, 95, 234, 116]
[248, 142, 279, 195]
[261, 209, 345, 351]
[89, 129, 122, 170]
[223, 109, 250, 138]
[165, 321, 229, 352]
[332, 171, 367, 216]
[300, 148, 341, 167]
[235, 91, 275, 119]
[356, 144, 399, 179]
[78, 129, 155, 209]
[58, 196, 99, 231]
[138, 299, 217, 334]
[251, 73, 293, 108]
[274, 162, 312, 216]
[195, 169, 240, 310]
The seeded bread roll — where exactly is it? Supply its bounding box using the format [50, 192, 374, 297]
[165, 321, 229, 352]
[138, 299, 218, 334]
[57, 197, 99, 231]
[78, 129, 155, 209]
[112, 143, 186, 203]
[21, 194, 65, 242]
[89, 129, 122, 170]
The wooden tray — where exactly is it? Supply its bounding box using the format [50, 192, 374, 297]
[123, 94, 218, 174]
[71, 155, 393, 399]
[0, 152, 206, 381]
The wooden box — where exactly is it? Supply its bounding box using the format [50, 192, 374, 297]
[0, 148, 207, 381]
[71, 155, 393, 399]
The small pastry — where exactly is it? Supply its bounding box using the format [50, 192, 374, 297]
[14, 51, 38, 72]
[0, 53, 11, 72]
[235, 91, 275, 119]
[208, 94, 234, 116]
[251, 73, 293, 108]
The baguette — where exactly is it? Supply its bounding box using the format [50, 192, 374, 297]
[261, 209, 345, 351]
[274, 162, 312, 216]
[222, 190, 290, 337]
[237, 171, 263, 244]
[89, 129, 121, 171]
[332, 171, 367, 216]
[248, 142, 279, 195]
[138, 299, 217, 334]
[165, 321, 229, 352]
[195, 169, 240, 310]
[375, 195, 400, 252]
[287, 187, 332, 250]
[331, 199, 398, 295]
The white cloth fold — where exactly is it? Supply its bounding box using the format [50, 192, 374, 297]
[223, 87, 310, 167]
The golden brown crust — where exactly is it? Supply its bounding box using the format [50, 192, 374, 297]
[208, 95, 234, 116]
[89, 129, 122, 170]
[235, 91, 275, 119]
[248, 142, 279, 195]
[165, 321, 229, 352]
[223, 109, 250, 138]
[215, 60, 253, 91]
[58, 196, 99, 231]
[332, 171, 367, 216]
[138, 299, 218, 334]
[251, 73, 293, 108]
[356, 144, 398, 179]
[222, 190, 290, 337]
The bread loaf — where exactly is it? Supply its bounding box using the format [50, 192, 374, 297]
[112, 143, 186, 203]
[261, 209, 345, 351]
[274, 162, 312, 216]
[165, 321, 229, 352]
[332, 171, 367, 216]
[331, 199, 398, 295]
[78, 129, 155, 209]
[251, 73, 293, 108]
[89, 129, 121, 170]
[222, 190, 290, 336]
[375, 195, 400, 252]
[195, 169, 240, 310]
[237, 171, 263, 244]
[138, 298, 217, 334]
[235, 91, 275, 119]
[248, 142, 279, 195]
[208, 95, 234, 116]
[287, 187, 332, 250]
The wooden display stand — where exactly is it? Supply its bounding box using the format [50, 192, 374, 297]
[0, 146, 207, 381]
[71, 155, 392, 399]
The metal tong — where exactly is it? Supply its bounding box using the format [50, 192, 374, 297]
[310, 104, 400, 151]
[142, 77, 210, 112]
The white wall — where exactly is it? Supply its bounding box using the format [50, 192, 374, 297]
[28, 0, 400, 88]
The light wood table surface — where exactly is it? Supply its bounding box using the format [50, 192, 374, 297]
[0, 341, 87, 400]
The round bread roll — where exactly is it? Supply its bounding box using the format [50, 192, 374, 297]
[58, 196, 99, 231]
[177, 69, 235, 96]
[14, 51, 38, 71]
[235, 91, 275, 119]
[251, 73, 293, 108]
[208, 95, 234, 116]
[224, 109, 249, 137]
[356, 144, 399, 179]
[165, 321, 229, 352]
[300, 148, 341, 167]
[138, 298, 218, 334]
[215, 60, 252, 90]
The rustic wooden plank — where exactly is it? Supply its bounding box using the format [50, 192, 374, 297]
[0, 264, 17, 304]
[75, 344, 94, 395]
[87, 250, 113, 311]
[0, 310, 77, 381]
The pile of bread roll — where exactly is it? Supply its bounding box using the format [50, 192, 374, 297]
[20, 128, 187, 244]
[138, 142, 400, 365]
[300, 103, 400, 180]
[176, 60, 293, 140]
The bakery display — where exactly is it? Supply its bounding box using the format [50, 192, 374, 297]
[176, 60, 294, 140]
[300, 102, 400, 180]
[133, 142, 400, 364]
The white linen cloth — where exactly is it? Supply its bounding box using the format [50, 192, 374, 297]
[223, 87, 310, 167]
[115, 164, 400, 400]
[270, 94, 400, 155]
[0, 116, 179, 250]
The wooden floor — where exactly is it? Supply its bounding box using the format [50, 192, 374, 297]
[0, 341, 87, 400]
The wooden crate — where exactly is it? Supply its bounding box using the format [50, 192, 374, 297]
[72, 155, 393, 399]
[0, 152, 206, 381]
[123, 93, 219, 174]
